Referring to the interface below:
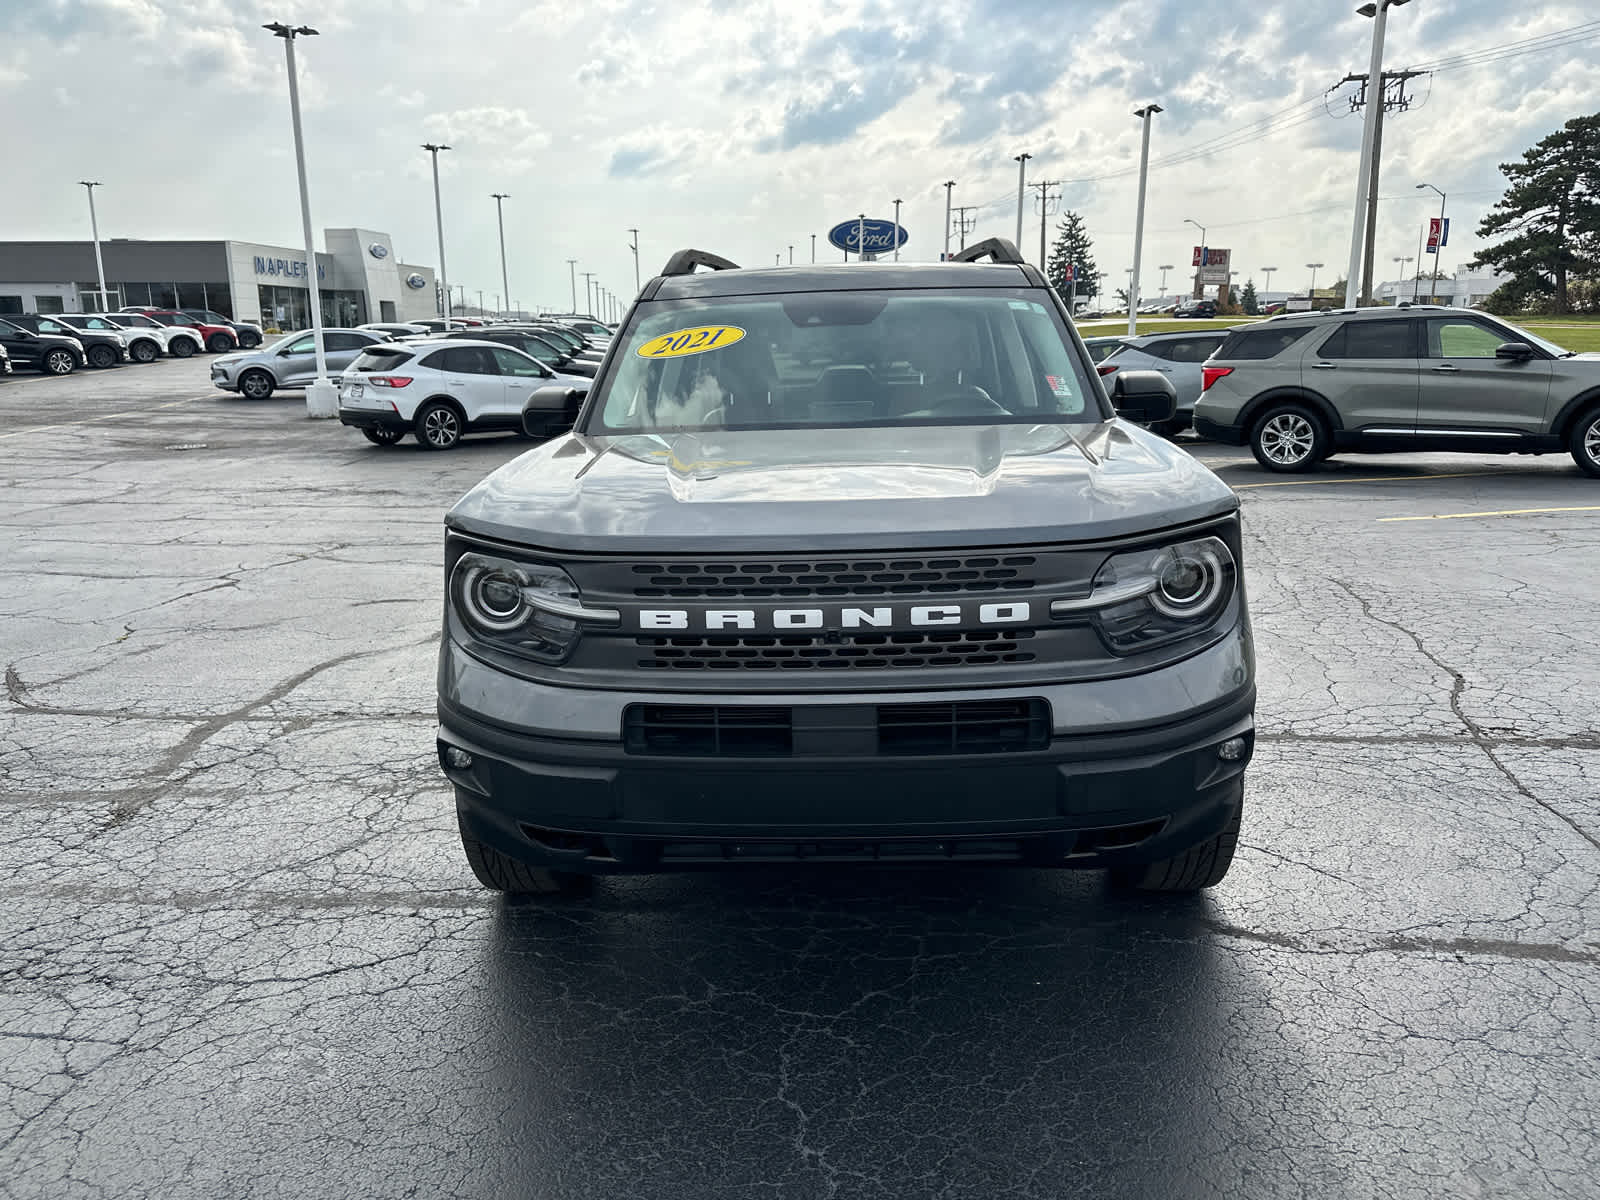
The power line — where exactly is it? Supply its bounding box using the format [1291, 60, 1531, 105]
[1408, 19, 1600, 73]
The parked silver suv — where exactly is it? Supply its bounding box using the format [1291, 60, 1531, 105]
[1192, 305, 1600, 475]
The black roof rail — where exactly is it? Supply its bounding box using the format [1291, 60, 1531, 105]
[660, 249, 741, 276]
[950, 237, 1025, 265]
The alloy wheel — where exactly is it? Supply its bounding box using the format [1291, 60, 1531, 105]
[422, 406, 461, 448]
[1585, 416, 1600, 468]
[45, 350, 74, 375]
[1260, 413, 1314, 466]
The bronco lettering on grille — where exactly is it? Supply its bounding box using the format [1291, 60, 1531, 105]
[637, 603, 1031, 632]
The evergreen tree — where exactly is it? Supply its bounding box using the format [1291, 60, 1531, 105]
[1241, 279, 1260, 315]
[1047, 211, 1099, 302]
[1470, 113, 1600, 313]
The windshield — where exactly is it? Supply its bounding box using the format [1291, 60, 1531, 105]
[588, 288, 1100, 435]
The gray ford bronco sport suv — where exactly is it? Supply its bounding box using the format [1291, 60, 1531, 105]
[1193, 304, 1600, 474]
[436, 239, 1256, 896]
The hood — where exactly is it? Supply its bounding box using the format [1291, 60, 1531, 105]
[447, 421, 1238, 553]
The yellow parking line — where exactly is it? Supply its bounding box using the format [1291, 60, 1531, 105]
[1379, 505, 1600, 522]
[1235, 471, 1494, 489]
[0, 396, 203, 441]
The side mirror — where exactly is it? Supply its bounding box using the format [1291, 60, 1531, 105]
[522, 384, 589, 438]
[1495, 341, 1534, 361]
[1108, 369, 1177, 424]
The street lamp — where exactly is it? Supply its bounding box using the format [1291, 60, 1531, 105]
[1127, 103, 1162, 334]
[1184, 218, 1207, 300]
[491, 193, 510, 321]
[943, 180, 955, 260]
[1417, 182, 1447, 303]
[264, 22, 336, 418]
[421, 142, 451, 319]
[77, 182, 109, 311]
[810, 233, 816, 263]
[1307, 262, 1325, 300]
[1158, 264, 1174, 295]
[1346, 0, 1413, 308]
[1013, 153, 1032, 249]
[892, 198, 902, 261]
[1393, 255, 1414, 305]
[582, 272, 595, 316]
[1261, 266, 1278, 296]
[566, 259, 577, 313]
[628, 228, 640, 293]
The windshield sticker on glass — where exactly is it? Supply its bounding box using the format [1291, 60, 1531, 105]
[1045, 374, 1074, 397]
[636, 325, 746, 360]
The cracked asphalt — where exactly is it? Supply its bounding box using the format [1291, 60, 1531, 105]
[3, 359, 1598, 1199]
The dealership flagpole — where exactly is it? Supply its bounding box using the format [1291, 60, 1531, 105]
[1128, 104, 1161, 336]
[265, 22, 335, 418]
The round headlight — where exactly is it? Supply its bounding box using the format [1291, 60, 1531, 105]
[459, 565, 529, 632]
[1149, 544, 1226, 618]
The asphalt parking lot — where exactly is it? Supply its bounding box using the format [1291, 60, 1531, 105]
[4, 359, 1598, 1199]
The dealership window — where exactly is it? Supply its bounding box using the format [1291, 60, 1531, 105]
[0, 295, 22, 314]
[33, 295, 65, 314]
[257, 285, 367, 332]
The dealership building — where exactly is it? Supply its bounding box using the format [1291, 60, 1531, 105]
[0, 229, 437, 329]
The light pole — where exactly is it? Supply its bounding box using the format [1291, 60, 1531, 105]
[1261, 266, 1277, 297]
[77, 182, 109, 311]
[491, 192, 510, 322]
[943, 180, 956, 260]
[265, 22, 335, 418]
[421, 142, 451, 321]
[477, 288, 484, 315]
[1307, 262, 1325, 302]
[810, 233, 816, 263]
[1417, 182, 1447, 303]
[1013, 153, 1032, 248]
[628, 227, 640, 293]
[1127, 103, 1161, 334]
[1184, 218, 1206, 300]
[1346, 0, 1412, 308]
[856, 213, 866, 261]
[788, 244, 794, 265]
[1157, 264, 1173, 296]
[1392, 255, 1414, 305]
[582, 272, 595, 316]
[566, 259, 577, 312]
[892, 197, 902, 261]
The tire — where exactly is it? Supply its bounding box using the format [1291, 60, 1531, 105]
[206, 333, 233, 353]
[458, 813, 588, 895]
[1568, 406, 1600, 478]
[240, 334, 261, 349]
[43, 348, 76, 375]
[1110, 792, 1242, 892]
[1249, 402, 1328, 473]
[238, 370, 275, 400]
[130, 339, 159, 364]
[415, 400, 464, 450]
[170, 337, 195, 359]
[362, 427, 405, 445]
[86, 344, 118, 369]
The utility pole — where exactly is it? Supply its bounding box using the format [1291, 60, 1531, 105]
[491, 192, 510, 321]
[1128, 102, 1162, 334]
[943, 180, 955, 260]
[1013, 153, 1032, 248]
[1345, 0, 1410, 308]
[1343, 66, 1424, 303]
[627, 228, 640, 292]
[1030, 180, 1060, 272]
[952, 206, 978, 250]
[566, 259, 577, 312]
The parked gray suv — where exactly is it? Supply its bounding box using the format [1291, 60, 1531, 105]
[1193, 305, 1600, 475]
[1097, 330, 1232, 434]
[210, 328, 392, 399]
[434, 239, 1256, 898]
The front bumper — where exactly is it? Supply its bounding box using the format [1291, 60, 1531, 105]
[439, 625, 1255, 874]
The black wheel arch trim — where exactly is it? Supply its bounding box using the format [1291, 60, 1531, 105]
[1551, 388, 1600, 438]
[1237, 386, 1343, 434]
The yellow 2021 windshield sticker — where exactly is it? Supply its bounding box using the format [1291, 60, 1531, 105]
[636, 325, 746, 359]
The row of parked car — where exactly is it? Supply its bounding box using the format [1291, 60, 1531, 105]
[206, 314, 616, 450]
[0, 306, 263, 378]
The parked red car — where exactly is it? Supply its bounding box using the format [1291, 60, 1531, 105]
[120, 307, 238, 353]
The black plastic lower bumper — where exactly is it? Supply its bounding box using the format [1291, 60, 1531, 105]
[440, 691, 1254, 874]
[338, 408, 410, 432]
[1192, 415, 1245, 445]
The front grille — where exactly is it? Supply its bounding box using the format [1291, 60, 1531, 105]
[622, 699, 1051, 757]
[624, 705, 792, 757]
[629, 554, 1038, 599]
[636, 629, 1038, 672]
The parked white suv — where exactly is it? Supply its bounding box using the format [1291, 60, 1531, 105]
[337, 338, 592, 449]
[93, 312, 204, 358]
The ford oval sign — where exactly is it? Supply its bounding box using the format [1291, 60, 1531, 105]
[405, 272, 427, 290]
[827, 218, 908, 255]
[369, 243, 390, 259]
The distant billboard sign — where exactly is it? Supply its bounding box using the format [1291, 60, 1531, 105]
[828, 219, 908, 256]
[1191, 246, 1231, 285]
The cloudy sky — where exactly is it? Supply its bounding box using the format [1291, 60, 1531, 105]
[2, 0, 1597, 310]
